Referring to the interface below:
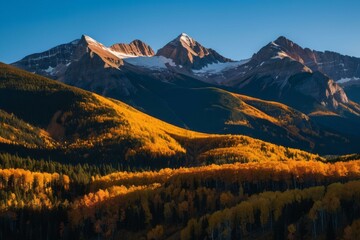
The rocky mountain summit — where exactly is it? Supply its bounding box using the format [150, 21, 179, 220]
[12, 35, 156, 79]
[217, 36, 353, 112]
[13, 35, 124, 79]
[110, 40, 155, 57]
[156, 33, 232, 70]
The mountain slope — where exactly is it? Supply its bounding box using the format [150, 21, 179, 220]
[112, 69, 352, 153]
[269, 36, 360, 81]
[0, 62, 186, 162]
[12, 35, 124, 80]
[340, 80, 360, 104]
[214, 37, 360, 139]
[0, 109, 55, 148]
[205, 36, 360, 85]
[0, 63, 324, 167]
[224, 37, 350, 110]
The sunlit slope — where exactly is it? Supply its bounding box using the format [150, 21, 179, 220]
[0, 109, 55, 148]
[95, 95, 322, 163]
[0, 63, 320, 166]
[0, 62, 189, 161]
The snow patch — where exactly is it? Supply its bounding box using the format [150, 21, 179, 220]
[84, 35, 98, 44]
[44, 66, 54, 74]
[180, 33, 194, 46]
[193, 59, 250, 75]
[108, 49, 139, 59]
[271, 42, 280, 48]
[124, 56, 176, 69]
[271, 51, 291, 60]
[30, 53, 58, 61]
[337, 77, 360, 84]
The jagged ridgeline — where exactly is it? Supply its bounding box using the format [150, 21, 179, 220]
[0, 63, 321, 168]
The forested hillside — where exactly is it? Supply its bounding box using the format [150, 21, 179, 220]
[0, 153, 360, 239]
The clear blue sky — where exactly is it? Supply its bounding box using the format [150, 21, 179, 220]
[1, 0, 360, 63]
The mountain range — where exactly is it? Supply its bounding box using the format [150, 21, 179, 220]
[10, 33, 360, 155]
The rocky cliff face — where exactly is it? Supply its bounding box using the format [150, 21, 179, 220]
[156, 33, 232, 70]
[12, 39, 82, 79]
[222, 36, 352, 111]
[63, 52, 135, 98]
[12, 35, 157, 81]
[288, 72, 349, 109]
[12, 35, 125, 80]
[12, 35, 143, 98]
[60, 35, 134, 97]
[273, 37, 360, 81]
[80, 35, 124, 69]
[311, 50, 360, 81]
[110, 40, 155, 57]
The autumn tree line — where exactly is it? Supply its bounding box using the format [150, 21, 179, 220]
[70, 160, 360, 239]
[1, 153, 360, 239]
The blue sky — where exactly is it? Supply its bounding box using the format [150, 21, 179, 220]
[1, 0, 360, 63]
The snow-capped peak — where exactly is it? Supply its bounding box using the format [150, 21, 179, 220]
[271, 51, 291, 60]
[193, 59, 250, 75]
[168, 33, 196, 47]
[157, 33, 232, 69]
[179, 33, 195, 46]
[83, 35, 101, 45]
[270, 41, 280, 48]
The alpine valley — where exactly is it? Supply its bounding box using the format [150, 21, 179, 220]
[1, 32, 360, 240]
